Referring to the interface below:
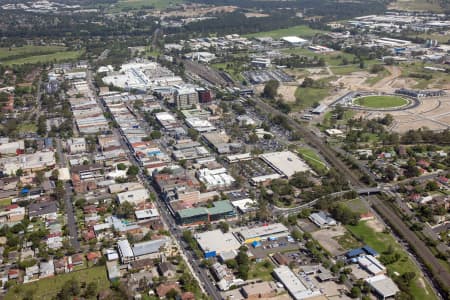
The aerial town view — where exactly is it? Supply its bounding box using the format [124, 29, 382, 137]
[0, 0, 449, 299]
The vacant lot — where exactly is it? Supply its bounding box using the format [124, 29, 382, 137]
[312, 226, 351, 256]
[5, 266, 110, 300]
[294, 86, 331, 110]
[354, 95, 408, 108]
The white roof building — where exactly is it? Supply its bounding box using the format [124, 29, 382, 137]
[260, 151, 311, 178]
[273, 266, 321, 300]
[281, 36, 308, 45]
[195, 229, 241, 257]
[135, 208, 160, 220]
[197, 168, 235, 190]
[238, 223, 289, 243]
[117, 239, 134, 263]
[366, 275, 400, 299]
[116, 188, 149, 205]
[185, 117, 216, 132]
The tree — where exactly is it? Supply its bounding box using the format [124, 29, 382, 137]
[35, 170, 45, 185]
[291, 228, 303, 241]
[127, 165, 139, 177]
[263, 80, 279, 99]
[16, 168, 24, 177]
[219, 221, 229, 233]
[85, 282, 98, 297]
[166, 288, 179, 299]
[116, 201, 134, 218]
[117, 163, 127, 170]
[187, 128, 199, 140]
[150, 130, 162, 139]
[350, 286, 361, 298]
[301, 77, 315, 88]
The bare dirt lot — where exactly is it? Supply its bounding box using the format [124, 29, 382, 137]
[365, 95, 450, 133]
[365, 219, 385, 233]
[278, 84, 298, 103]
[311, 226, 348, 256]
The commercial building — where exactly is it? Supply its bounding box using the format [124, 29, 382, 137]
[0, 140, 24, 155]
[117, 238, 169, 264]
[357, 255, 386, 275]
[202, 132, 241, 154]
[116, 188, 149, 205]
[365, 275, 400, 299]
[237, 223, 289, 244]
[196, 167, 235, 190]
[185, 117, 216, 132]
[309, 212, 337, 229]
[197, 87, 212, 103]
[1, 151, 56, 174]
[194, 229, 241, 258]
[241, 281, 278, 299]
[155, 112, 179, 130]
[174, 85, 199, 109]
[231, 198, 258, 213]
[273, 266, 321, 300]
[281, 36, 309, 46]
[260, 151, 311, 178]
[176, 200, 236, 226]
[67, 138, 86, 154]
[225, 153, 252, 164]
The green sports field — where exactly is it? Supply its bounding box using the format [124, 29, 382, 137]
[353, 95, 408, 108]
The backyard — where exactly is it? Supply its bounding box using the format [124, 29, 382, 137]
[5, 266, 110, 300]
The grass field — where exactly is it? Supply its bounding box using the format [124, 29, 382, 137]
[2, 50, 83, 66]
[353, 95, 408, 108]
[114, 0, 183, 10]
[5, 266, 110, 300]
[245, 25, 325, 39]
[294, 86, 330, 110]
[210, 62, 245, 82]
[347, 221, 436, 300]
[342, 198, 369, 214]
[297, 147, 328, 175]
[0, 45, 67, 60]
[17, 123, 37, 134]
[249, 260, 274, 281]
[334, 231, 362, 250]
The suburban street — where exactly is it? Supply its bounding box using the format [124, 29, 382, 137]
[55, 138, 81, 251]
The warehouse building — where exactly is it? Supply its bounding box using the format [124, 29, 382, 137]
[273, 266, 321, 300]
[194, 229, 241, 258]
[237, 223, 289, 244]
[365, 275, 400, 299]
[260, 151, 311, 178]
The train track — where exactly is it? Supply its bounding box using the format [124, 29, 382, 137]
[252, 97, 365, 188]
[252, 96, 450, 298]
[372, 197, 450, 298]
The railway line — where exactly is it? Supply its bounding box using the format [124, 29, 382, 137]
[251, 96, 450, 299]
[252, 96, 365, 188]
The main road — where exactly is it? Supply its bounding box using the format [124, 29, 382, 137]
[86, 70, 221, 300]
[55, 138, 81, 251]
